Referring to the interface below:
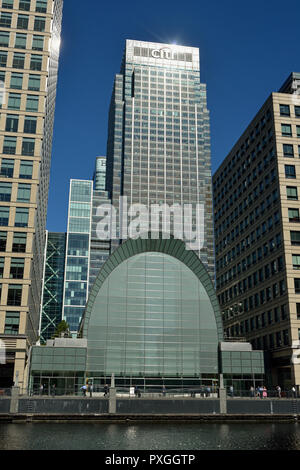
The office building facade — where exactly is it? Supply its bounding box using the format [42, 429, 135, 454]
[213, 73, 300, 389]
[39, 231, 66, 344]
[0, 0, 63, 389]
[106, 40, 214, 279]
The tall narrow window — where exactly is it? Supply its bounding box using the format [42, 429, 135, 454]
[10, 258, 24, 279]
[4, 312, 20, 335]
[7, 285, 22, 306]
[10, 73, 23, 90]
[17, 183, 31, 202]
[5, 114, 19, 132]
[23, 116, 37, 134]
[0, 207, 9, 226]
[0, 182, 12, 201]
[12, 232, 26, 253]
[15, 33, 27, 50]
[19, 160, 33, 179]
[15, 208, 29, 227]
[0, 51, 8, 67]
[0, 231, 7, 251]
[22, 137, 35, 156]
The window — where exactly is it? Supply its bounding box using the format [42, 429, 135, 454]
[19, 160, 33, 179]
[0, 31, 9, 47]
[28, 74, 40, 91]
[32, 35, 43, 51]
[8, 93, 21, 110]
[3, 136, 17, 154]
[4, 312, 20, 335]
[0, 12, 12, 27]
[0, 231, 7, 251]
[0, 257, 3, 277]
[289, 208, 300, 222]
[30, 54, 42, 71]
[7, 285, 22, 306]
[5, 114, 19, 132]
[36, 0, 47, 12]
[280, 104, 290, 116]
[297, 303, 300, 320]
[293, 255, 300, 270]
[0, 182, 12, 201]
[12, 232, 26, 252]
[287, 186, 298, 200]
[285, 165, 296, 178]
[13, 52, 25, 69]
[297, 126, 300, 139]
[295, 106, 300, 119]
[291, 231, 300, 246]
[23, 116, 37, 134]
[15, 33, 27, 49]
[22, 137, 35, 156]
[0, 158, 14, 177]
[0, 207, 9, 226]
[282, 124, 292, 137]
[17, 14, 29, 29]
[10, 258, 24, 279]
[10, 73, 23, 90]
[0, 51, 7, 67]
[34, 16, 45, 32]
[19, 0, 30, 11]
[26, 95, 39, 111]
[2, 0, 13, 8]
[283, 144, 294, 157]
[295, 278, 300, 294]
[17, 183, 31, 202]
[15, 208, 29, 227]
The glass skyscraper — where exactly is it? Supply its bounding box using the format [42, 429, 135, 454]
[106, 40, 214, 279]
[39, 231, 66, 344]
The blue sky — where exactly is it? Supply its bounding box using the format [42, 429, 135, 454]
[47, 0, 300, 232]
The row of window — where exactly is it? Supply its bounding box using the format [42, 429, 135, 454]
[218, 256, 284, 299]
[0, 230, 27, 252]
[0, 12, 46, 32]
[0, 50, 43, 70]
[219, 279, 286, 309]
[280, 104, 300, 119]
[213, 109, 273, 191]
[0, 182, 31, 202]
[3, 114, 37, 133]
[0, 158, 33, 178]
[2, 135, 36, 155]
[2, 0, 47, 13]
[226, 325, 290, 351]
[0, 70, 41, 91]
[1, 92, 40, 111]
[0, 256, 25, 279]
[0, 30, 44, 50]
[282, 143, 300, 158]
[0, 206, 30, 227]
[214, 148, 276, 223]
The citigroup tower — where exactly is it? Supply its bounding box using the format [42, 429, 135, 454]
[106, 40, 214, 279]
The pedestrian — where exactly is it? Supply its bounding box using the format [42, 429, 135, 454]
[51, 384, 56, 396]
[229, 385, 234, 397]
[40, 384, 43, 396]
[103, 384, 109, 397]
[250, 386, 255, 398]
[88, 383, 93, 398]
[206, 386, 211, 397]
[162, 385, 166, 397]
[276, 385, 281, 398]
[263, 386, 267, 398]
[134, 385, 141, 398]
[81, 385, 87, 397]
[292, 386, 297, 399]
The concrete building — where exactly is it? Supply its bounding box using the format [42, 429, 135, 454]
[0, 0, 63, 389]
[213, 73, 300, 390]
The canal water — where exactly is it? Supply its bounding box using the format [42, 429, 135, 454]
[1, 422, 300, 450]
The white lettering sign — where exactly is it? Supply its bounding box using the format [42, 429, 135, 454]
[151, 48, 172, 60]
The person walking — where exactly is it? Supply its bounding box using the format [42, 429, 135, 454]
[40, 384, 43, 396]
[292, 386, 297, 399]
[276, 385, 281, 398]
[81, 385, 87, 397]
[250, 386, 255, 398]
[162, 385, 166, 397]
[262, 386, 267, 398]
[88, 383, 93, 398]
[103, 384, 109, 397]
